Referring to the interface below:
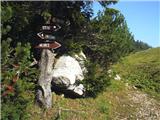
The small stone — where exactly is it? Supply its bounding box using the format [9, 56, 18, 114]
[61, 94, 64, 98]
[133, 86, 137, 90]
[114, 74, 121, 80]
[107, 69, 112, 74]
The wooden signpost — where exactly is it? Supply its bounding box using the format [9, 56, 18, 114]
[41, 24, 61, 31]
[35, 24, 62, 49]
[35, 41, 61, 49]
[36, 20, 62, 108]
[37, 32, 56, 40]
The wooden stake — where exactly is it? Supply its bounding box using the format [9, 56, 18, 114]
[36, 49, 56, 108]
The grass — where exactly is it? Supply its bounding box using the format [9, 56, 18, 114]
[26, 79, 132, 120]
[112, 47, 160, 100]
[25, 47, 160, 119]
[26, 93, 110, 120]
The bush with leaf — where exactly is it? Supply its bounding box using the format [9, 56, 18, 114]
[83, 61, 111, 97]
[1, 40, 39, 120]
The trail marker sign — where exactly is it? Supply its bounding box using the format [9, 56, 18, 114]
[36, 17, 69, 108]
[35, 41, 61, 49]
[41, 24, 61, 31]
[35, 23, 62, 49]
[37, 32, 56, 40]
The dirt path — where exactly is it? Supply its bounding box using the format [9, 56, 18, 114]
[108, 84, 160, 120]
[128, 89, 160, 120]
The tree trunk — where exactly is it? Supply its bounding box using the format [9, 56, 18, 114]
[36, 49, 55, 108]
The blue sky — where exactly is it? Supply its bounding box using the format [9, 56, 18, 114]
[92, 1, 160, 47]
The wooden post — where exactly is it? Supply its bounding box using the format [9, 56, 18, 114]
[36, 49, 55, 108]
[35, 15, 62, 108]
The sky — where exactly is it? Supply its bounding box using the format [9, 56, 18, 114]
[92, 1, 160, 48]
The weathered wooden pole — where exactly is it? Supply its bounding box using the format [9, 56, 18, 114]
[36, 15, 62, 108]
[36, 49, 55, 108]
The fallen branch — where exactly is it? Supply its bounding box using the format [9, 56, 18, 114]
[59, 107, 85, 113]
[30, 58, 38, 67]
[54, 106, 86, 120]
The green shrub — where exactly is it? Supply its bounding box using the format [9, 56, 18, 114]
[1, 40, 38, 120]
[127, 63, 160, 94]
[83, 61, 111, 97]
[1, 97, 30, 120]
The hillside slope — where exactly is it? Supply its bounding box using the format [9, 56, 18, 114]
[26, 48, 160, 120]
[113, 47, 160, 100]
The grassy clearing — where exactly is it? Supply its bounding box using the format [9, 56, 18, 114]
[26, 80, 133, 120]
[26, 92, 111, 120]
[112, 47, 160, 100]
[26, 48, 160, 119]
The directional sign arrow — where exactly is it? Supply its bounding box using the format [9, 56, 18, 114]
[37, 32, 45, 39]
[35, 41, 61, 49]
[41, 24, 61, 31]
[37, 32, 56, 40]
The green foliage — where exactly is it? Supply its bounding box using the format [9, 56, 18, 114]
[98, 99, 109, 115]
[83, 61, 111, 97]
[1, 40, 38, 120]
[126, 63, 160, 95]
[1, 5, 13, 23]
[14, 42, 31, 64]
[133, 40, 151, 52]
[1, 2, 153, 119]
[41, 11, 52, 23]
[99, 1, 117, 7]
[1, 97, 30, 120]
[64, 40, 84, 55]
[86, 7, 150, 67]
[85, 8, 134, 65]
[1, 39, 12, 65]
[1, 3, 114, 118]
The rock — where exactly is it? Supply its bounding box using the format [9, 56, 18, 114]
[107, 69, 112, 74]
[67, 84, 85, 96]
[114, 74, 121, 80]
[51, 52, 86, 96]
[133, 86, 137, 90]
[109, 74, 112, 78]
[107, 69, 113, 78]
[52, 56, 84, 85]
[61, 94, 64, 98]
[74, 51, 87, 74]
[74, 51, 86, 60]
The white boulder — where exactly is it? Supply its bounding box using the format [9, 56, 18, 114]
[51, 52, 86, 96]
[67, 84, 85, 96]
[74, 51, 87, 74]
